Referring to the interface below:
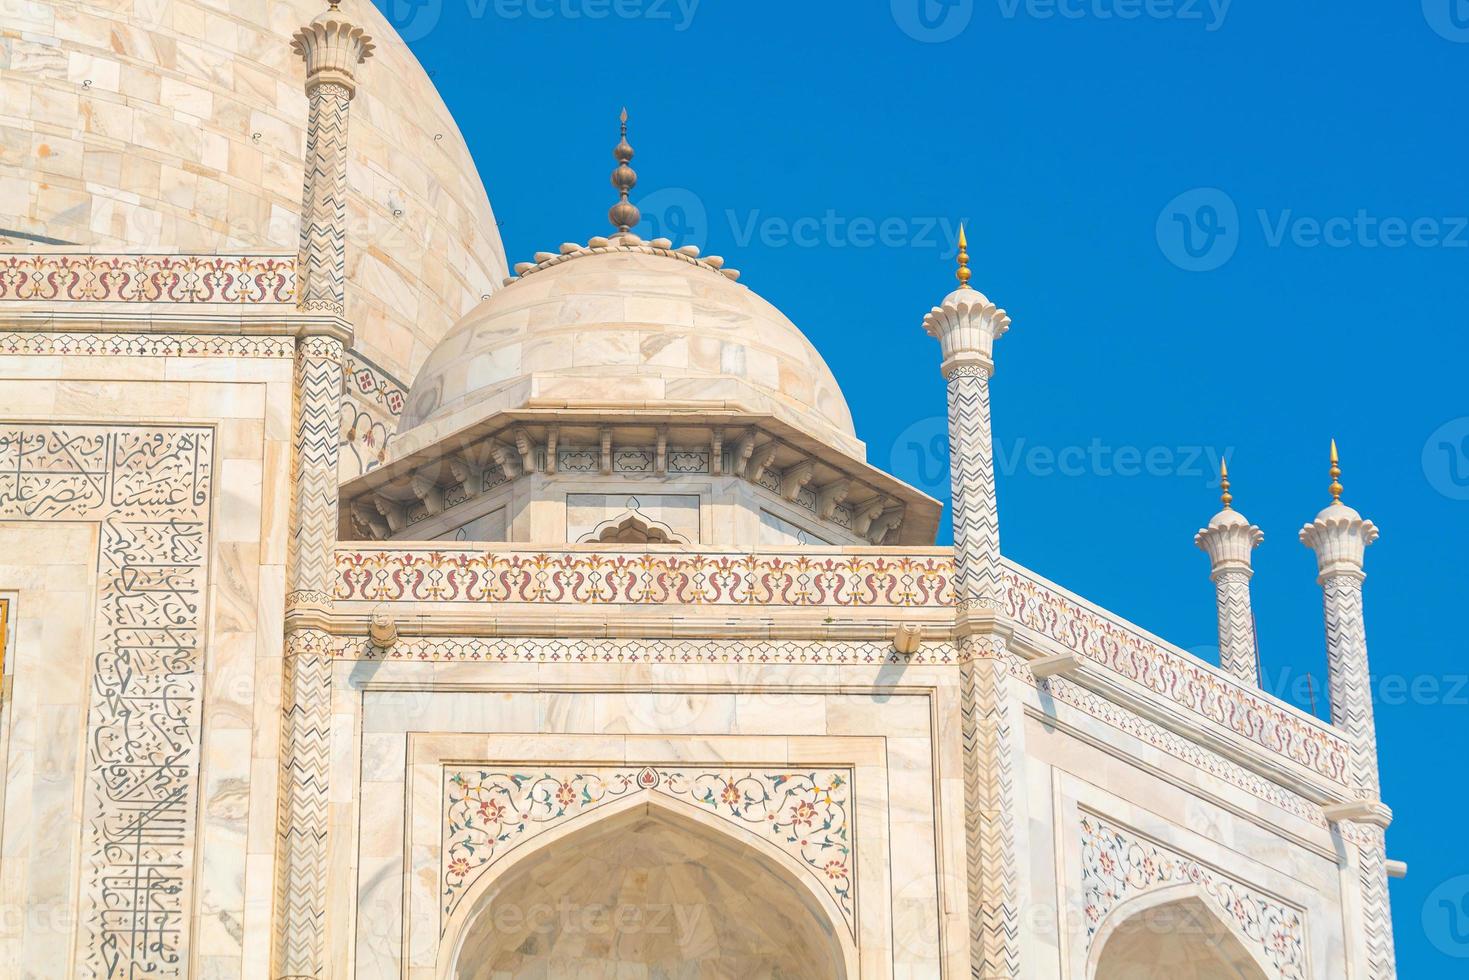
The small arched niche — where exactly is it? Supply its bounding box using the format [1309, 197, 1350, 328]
[589, 513, 677, 544]
[1091, 889, 1271, 980]
[445, 797, 850, 979]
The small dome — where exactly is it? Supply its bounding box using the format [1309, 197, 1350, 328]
[1313, 499, 1363, 523]
[1205, 506, 1252, 529]
[399, 247, 859, 456]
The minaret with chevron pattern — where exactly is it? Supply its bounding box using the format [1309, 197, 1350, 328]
[1300, 442, 1397, 980]
[1195, 460, 1264, 684]
[290, 0, 374, 314]
[274, 4, 370, 977]
[923, 225, 1008, 610]
[923, 226, 1026, 979]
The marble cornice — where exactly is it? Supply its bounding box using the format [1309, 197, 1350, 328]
[317, 604, 956, 642]
[0, 309, 353, 346]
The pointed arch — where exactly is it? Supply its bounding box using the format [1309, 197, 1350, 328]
[1088, 884, 1275, 980]
[437, 791, 856, 979]
[578, 509, 688, 544]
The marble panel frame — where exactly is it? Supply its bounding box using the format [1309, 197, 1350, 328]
[336, 664, 968, 980]
[1048, 770, 1345, 979]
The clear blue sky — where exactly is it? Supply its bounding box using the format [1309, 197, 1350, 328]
[384, 0, 1468, 970]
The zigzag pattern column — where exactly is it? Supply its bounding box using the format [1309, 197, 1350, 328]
[291, 12, 374, 315]
[947, 364, 999, 607]
[1320, 574, 1380, 796]
[924, 267, 1021, 978]
[1322, 575, 1374, 799]
[1302, 491, 1396, 979]
[275, 627, 335, 978]
[1355, 823, 1398, 980]
[287, 337, 346, 600]
[274, 12, 370, 976]
[1213, 570, 1258, 682]
[297, 82, 352, 312]
[275, 337, 345, 980]
[961, 636, 1022, 979]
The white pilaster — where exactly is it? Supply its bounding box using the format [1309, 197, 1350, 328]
[275, 6, 369, 976]
[923, 250, 1023, 978]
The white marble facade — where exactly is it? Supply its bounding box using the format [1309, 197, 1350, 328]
[0, 2, 1398, 978]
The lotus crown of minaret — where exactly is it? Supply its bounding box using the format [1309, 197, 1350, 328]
[1299, 443, 1379, 581]
[1195, 507, 1264, 575]
[921, 288, 1011, 375]
[291, 5, 375, 95]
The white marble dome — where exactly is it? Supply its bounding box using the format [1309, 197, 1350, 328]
[399, 245, 861, 457]
[0, 0, 508, 384]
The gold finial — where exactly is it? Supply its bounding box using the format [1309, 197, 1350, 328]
[1219, 458, 1232, 510]
[955, 223, 972, 290]
[608, 108, 640, 235]
[1328, 439, 1343, 503]
[327, 0, 340, 9]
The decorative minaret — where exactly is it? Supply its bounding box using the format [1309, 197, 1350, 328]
[922, 224, 1010, 609]
[609, 108, 641, 239]
[291, 0, 374, 313]
[1300, 442, 1382, 796]
[1300, 442, 1396, 980]
[1194, 460, 1264, 684]
[275, 4, 370, 978]
[924, 227, 1024, 979]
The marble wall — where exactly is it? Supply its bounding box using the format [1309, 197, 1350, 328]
[337, 661, 966, 979]
[0, 344, 294, 977]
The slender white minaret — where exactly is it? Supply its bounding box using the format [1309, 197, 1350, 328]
[1194, 460, 1264, 684]
[1300, 441, 1396, 980]
[922, 225, 1010, 610]
[275, 4, 370, 977]
[1300, 442, 1381, 796]
[291, 0, 374, 314]
[924, 227, 1023, 979]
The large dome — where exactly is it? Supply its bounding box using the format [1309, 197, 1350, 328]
[398, 244, 861, 458]
[0, 0, 507, 384]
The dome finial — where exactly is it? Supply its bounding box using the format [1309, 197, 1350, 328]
[955, 223, 972, 290]
[1329, 438, 1343, 503]
[1219, 458, 1232, 510]
[608, 108, 640, 235]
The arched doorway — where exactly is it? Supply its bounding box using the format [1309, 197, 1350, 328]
[444, 797, 851, 979]
[1091, 890, 1270, 980]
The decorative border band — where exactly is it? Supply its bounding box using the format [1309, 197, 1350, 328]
[1000, 567, 1349, 786]
[334, 549, 956, 607]
[0, 254, 296, 304]
[0, 332, 295, 358]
